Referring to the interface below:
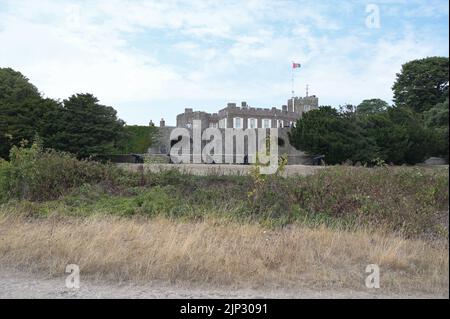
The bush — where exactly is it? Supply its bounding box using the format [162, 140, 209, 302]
[136, 185, 180, 217]
[116, 125, 159, 154]
[0, 142, 447, 238]
[0, 141, 137, 201]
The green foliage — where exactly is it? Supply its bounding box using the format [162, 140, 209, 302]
[3, 60, 448, 164]
[289, 106, 379, 164]
[358, 110, 407, 164]
[289, 57, 449, 165]
[0, 146, 448, 238]
[424, 98, 449, 160]
[135, 186, 181, 217]
[425, 98, 450, 128]
[247, 153, 294, 225]
[386, 106, 433, 164]
[1, 68, 127, 159]
[356, 98, 390, 115]
[116, 125, 159, 154]
[361, 107, 432, 164]
[290, 103, 437, 165]
[46, 93, 126, 158]
[393, 57, 449, 113]
[0, 158, 9, 203]
[0, 141, 135, 201]
[0, 68, 60, 159]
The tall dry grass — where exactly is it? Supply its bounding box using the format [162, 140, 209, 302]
[0, 214, 447, 296]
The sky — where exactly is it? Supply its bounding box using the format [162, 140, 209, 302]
[0, 0, 448, 126]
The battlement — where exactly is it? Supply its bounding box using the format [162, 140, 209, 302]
[176, 95, 319, 129]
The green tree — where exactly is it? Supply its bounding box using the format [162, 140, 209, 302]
[356, 98, 390, 115]
[0, 68, 59, 159]
[47, 93, 126, 158]
[386, 106, 432, 164]
[392, 57, 449, 113]
[289, 106, 379, 164]
[116, 125, 159, 154]
[424, 98, 449, 160]
[289, 105, 433, 165]
[361, 107, 432, 164]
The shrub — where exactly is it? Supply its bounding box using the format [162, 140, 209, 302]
[0, 141, 137, 201]
[136, 186, 180, 217]
[0, 142, 447, 238]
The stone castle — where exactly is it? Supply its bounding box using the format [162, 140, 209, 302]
[148, 94, 319, 164]
[176, 95, 318, 130]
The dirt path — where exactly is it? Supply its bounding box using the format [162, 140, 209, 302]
[0, 268, 445, 299]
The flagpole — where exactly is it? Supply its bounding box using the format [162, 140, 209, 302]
[291, 62, 295, 113]
[291, 62, 294, 98]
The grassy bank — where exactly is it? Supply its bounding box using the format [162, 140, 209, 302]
[1, 143, 448, 238]
[0, 144, 448, 295]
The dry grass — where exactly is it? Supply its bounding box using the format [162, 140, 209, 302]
[0, 214, 447, 296]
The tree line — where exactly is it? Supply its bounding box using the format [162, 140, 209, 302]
[0, 67, 156, 159]
[1, 56, 448, 164]
[289, 56, 449, 165]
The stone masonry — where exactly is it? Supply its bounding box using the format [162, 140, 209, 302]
[148, 95, 319, 164]
[177, 96, 319, 129]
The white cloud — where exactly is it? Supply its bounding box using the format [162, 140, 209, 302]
[0, 0, 448, 125]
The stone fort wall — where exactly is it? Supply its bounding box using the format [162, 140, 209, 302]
[177, 96, 318, 129]
[148, 127, 310, 165]
[148, 96, 319, 165]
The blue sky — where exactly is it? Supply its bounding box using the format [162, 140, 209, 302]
[0, 0, 448, 125]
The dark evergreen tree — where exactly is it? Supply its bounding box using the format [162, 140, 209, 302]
[423, 98, 449, 160]
[289, 106, 379, 165]
[47, 93, 126, 158]
[0, 68, 59, 158]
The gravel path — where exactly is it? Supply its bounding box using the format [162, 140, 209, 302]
[0, 268, 445, 299]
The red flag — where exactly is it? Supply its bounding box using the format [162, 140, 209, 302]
[292, 62, 301, 68]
